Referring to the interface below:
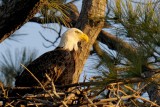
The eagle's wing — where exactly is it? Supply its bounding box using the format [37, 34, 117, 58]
[15, 48, 72, 87]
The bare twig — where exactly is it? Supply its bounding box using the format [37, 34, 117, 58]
[61, 101, 68, 107]
[45, 74, 69, 107]
[20, 93, 65, 98]
[40, 25, 62, 48]
[45, 74, 60, 99]
[25, 98, 53, 107]
[84, 94, 97, 107]
[20, 64, 46, 91]
[124, 85, 137, 93]
[4, 101, 14, 107]
[20, 64, 54, 100]
[116, 98, 121, 107]
[134, 95, 160, 107]
[0, 81, 8, 98]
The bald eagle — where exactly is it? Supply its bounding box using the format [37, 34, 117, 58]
[15, 28, 88, 87]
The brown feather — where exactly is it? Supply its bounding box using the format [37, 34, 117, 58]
[15, 47, 74, 87]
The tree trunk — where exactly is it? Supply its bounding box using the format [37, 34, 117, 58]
[72, 0, 106, 83]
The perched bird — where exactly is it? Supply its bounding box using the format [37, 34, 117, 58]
[15, 28, 88, 87]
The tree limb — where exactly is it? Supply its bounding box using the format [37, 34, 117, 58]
[0, 0, 45, 43]
[97, 30, 137, 61]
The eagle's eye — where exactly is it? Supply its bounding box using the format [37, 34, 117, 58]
[75, 30, 81, 34]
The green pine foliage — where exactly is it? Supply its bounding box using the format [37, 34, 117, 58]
[0, 48, 37, 87]
[95, 0, 160, 80]
[40, 0, 73, 27]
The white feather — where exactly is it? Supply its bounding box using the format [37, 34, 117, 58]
[58, 28, 84, 51]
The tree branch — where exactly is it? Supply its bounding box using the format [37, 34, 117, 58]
[0, 0, 45, 43]
[97, 30, 137, 61]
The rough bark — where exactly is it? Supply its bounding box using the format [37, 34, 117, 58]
[98, 30, 137, 61]
[0, 0, 45, 43]
[71, 0, 106, 83]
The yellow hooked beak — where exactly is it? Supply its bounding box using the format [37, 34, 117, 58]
[80, 33, 89, 42]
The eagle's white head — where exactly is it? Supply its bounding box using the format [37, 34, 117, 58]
[58, 28, 89, 51]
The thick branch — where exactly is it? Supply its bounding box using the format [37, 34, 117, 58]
[93, 41, 115, 68]
[98, 30, 137, 61]
[6, 77, 146, 91]
[0, 0, 45, 43]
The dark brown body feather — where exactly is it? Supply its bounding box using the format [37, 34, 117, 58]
[15, 47, 75, 87]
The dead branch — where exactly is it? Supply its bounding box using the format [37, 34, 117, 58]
[40, 25, 62, 48]
[20, 64, 46, 91]
[3, 77, 147, 91]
